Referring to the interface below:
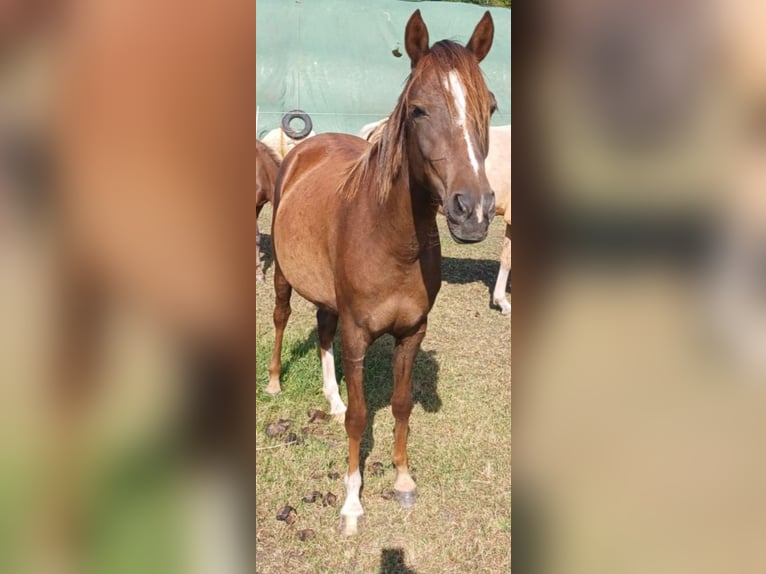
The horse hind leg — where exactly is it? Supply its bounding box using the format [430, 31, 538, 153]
[255, 222, 264, 283]
[266, 262, 292, 395]
[317, 308, 346, 423]
[255, 204, 265, 283]
[493, 224, 511, 315]
[390, 324, 426, 508]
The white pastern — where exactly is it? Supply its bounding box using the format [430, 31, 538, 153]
[341, 470, 364, 517]
[493, 264, 511, 314]
[447, 71, 480, 175]
[322, 346, 347, 415]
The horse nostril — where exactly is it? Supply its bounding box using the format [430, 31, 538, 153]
[453, 193, 472, 216]
[485, 192, 496, 218]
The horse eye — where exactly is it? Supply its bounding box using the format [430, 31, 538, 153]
[411, 106, 427, 119]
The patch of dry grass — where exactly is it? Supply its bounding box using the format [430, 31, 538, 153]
[255, 206, 511, 573]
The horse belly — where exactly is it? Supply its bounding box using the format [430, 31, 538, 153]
[273, 182, 338, 311]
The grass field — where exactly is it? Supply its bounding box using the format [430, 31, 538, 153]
[255, 205, 511, 574]
[0, 199, 510, 573]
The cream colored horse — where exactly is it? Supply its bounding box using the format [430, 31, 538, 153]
[362, 119, 511, 314]
[485, 125, 511, 315]
[259, 127, 315, 160]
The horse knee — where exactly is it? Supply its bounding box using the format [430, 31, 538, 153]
[391, 397, 413, 421]
[273, 304, 291, 326]
[344, 408, 368, 439]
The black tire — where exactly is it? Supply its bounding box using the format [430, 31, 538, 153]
[281, 110, 313, 140]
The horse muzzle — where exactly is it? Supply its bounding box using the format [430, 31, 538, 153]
[445, 190, 495, 243]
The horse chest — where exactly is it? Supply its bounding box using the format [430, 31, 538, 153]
[343, 266, 435, 337]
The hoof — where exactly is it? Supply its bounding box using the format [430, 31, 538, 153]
[264, 384, 281, 396]
[339, 514, 362, 536]
[265, 375, 282, 396]
[256, 274, 265, 284]
[494, 299, 511, 316]
[331, 412, 346, 424]
[394, 489, 417, 508]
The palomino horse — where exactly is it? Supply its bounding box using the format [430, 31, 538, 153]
[4, 0, 257, 569]
[267, 9, 496, 535]
[256, 139, 280, 282]
[363, 119, 511, 314]
[259, 126, 315, 160]
[487, 125, 511, 315]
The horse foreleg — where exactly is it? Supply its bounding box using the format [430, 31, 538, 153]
[391, 323, 426, 508]
[317, 308, 346, 422]
[493, 224, 511, 315]
[266, 262, 291, 395]
[338, 318, 371, 536]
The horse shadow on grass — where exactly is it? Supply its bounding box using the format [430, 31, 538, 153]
[379, 548, 418, 574]
[259, 231, 274, 276]
[271, 323, 442, 478]
[441, 255, 510, 307]
[335, 333, 442, 475]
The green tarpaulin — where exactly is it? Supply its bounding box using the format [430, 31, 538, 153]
[256, 0, 511, 137]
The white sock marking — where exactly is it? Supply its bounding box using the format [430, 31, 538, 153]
[322, 346, 347, 415]
[493, 263, 511, 314]
[341, 470, 364, 517]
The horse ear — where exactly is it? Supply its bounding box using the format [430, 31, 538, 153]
[405, 9, 429, 69]
[466, 11, 494, 63]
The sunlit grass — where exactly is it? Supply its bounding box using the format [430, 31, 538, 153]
[255, 207, 511, 573]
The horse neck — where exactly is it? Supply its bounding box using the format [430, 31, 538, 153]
[378, 161, 439, 259]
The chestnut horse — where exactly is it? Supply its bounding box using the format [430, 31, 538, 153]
[267, 9, 496, 535]
[256, 139, 280, 282]
[363, 119, 511, 314]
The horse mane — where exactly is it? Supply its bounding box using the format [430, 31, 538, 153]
[360, 119, 387, 143]
[339, 40, 492, 204]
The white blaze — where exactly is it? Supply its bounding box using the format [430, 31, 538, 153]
[448, 71, 480, 176]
